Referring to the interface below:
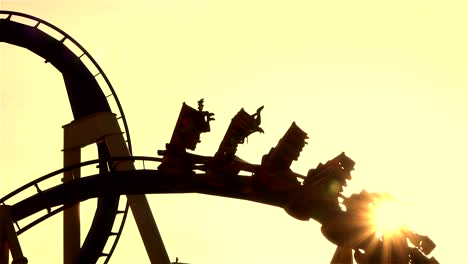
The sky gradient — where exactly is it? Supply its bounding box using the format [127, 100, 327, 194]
[1, 0, 467, 263]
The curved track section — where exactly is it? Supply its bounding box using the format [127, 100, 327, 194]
[3, 156, 369, 256]
[2, 156, 320, 227]
[4, 158, 295, 224]
[0, 157, 159, 230]
[0, 11, 131, 264]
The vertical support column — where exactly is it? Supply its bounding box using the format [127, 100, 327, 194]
[63, 112, 170, 264]
[0, 211, 8, 264]
[63, 147, 81, 264]
[330, 246, 353, 264]
[0, 206, 28, 264]
[0, 241, 7, 264]
[105, 133, 170, 264]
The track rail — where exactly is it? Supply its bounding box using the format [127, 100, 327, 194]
[0, 157, 163, 206]
[9, 166, 294, 223]
[6, 160, 338, 235]
[1, 157, 162, 261]
[0, 10, 132, 263]
[2, 156, 318, 226]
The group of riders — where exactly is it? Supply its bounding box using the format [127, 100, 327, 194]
[158, 100, 438, 264]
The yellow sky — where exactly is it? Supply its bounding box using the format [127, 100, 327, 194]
[1, 0, 467, 263]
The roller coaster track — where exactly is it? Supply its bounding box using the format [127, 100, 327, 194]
[2, 156, 298, 226]
[0, 10, 132, 264]
[0, 157, 165, 234]
[0, 155, 310, 264]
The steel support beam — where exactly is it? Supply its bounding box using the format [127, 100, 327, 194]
[63, 112, 169, 264]
[0, 206, 27, 264]
[62, 148, 81, 264]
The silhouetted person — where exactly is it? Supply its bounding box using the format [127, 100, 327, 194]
[285, 152, 354, 221]
[205, 106, 264, 184]
[254, 122, 307, 193]
[158, 100, 214, 175]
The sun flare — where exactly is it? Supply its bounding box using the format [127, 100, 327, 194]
[369, 197, 407, 237]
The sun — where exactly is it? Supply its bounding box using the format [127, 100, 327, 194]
[369, 196, 408, 237]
